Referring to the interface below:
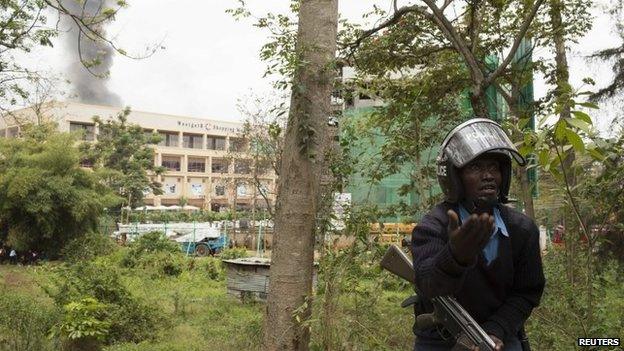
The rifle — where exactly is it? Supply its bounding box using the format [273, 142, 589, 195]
[381, 244, 496, 351]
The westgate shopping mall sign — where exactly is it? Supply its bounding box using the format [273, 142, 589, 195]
[176, 120, 242, 134]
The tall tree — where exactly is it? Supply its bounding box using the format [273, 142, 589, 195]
[341, 0, 550, 218]
[0, 124, 118, 256]
[264, 0, 338, 349]
[590, 0, 624, 101]
[233, 93, 287, 218]
[80, 108, 164, 214]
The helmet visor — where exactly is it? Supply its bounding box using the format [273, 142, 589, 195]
[443, 119, 526, 168]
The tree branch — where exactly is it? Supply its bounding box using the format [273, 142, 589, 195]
[343, 4, 427, 51]
[420, 0, 484, 85]
[485, 0, 545, 86]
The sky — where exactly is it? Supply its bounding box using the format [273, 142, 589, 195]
[29, 0, 623, 128]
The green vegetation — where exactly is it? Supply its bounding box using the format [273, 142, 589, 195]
[125, 209, 261, 224]
[0, 236, 622, 350]
[0, 125, 119, 256]
[80, 108, 165, 211]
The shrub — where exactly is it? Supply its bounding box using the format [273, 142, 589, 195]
[219, 247, 248, 260]
[121, 231, 180, 268]
[193, 257, 224, 280]
[0, 292, 59, 351]
[526, 249, 624, 350]
[134, 251, 189, 277]
[62, 232, 118, 262]
[44, 261, 168, 345]
[54, 297, 110, 351]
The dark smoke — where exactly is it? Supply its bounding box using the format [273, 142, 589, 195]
[63, 0, 122, 106]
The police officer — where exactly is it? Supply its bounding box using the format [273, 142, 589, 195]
[411, 119, 545, 351]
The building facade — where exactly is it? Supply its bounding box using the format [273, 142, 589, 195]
[0, 101, 277, 211]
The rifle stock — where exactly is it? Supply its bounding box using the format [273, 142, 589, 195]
[381, 244, 495, 351]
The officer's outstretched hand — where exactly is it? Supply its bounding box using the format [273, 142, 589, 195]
[447, 209, 494, 266]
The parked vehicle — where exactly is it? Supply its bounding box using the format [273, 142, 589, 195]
[179, 235, 229, 256]
[173, 228, 228, 256]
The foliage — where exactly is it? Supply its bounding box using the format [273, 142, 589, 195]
[54, 297, 110, 351]
[126, 209, 249, 224]
[589, 0, 624, 101]
[0, 291, 59, 351]
[527, 249, 624, 351]
[131, 251, 188, 278]
[0, 125, 119, 256]
[120, 231, 182, 274]
[310, 242, 413, 350]
[62, 231, 118, 263]
[126, 231, 180, 256]
[44, 261, 168, 345]
[219, 247, 248, 260]
[190, 256, 224, 280]
[80, 107, 165, 210]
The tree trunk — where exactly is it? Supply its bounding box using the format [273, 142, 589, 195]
[469, 85, 491, 118]
[263, 1, 338, 350]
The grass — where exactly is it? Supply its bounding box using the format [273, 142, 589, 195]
[0, 260, 264, 351]
[0, 247, 416, 351]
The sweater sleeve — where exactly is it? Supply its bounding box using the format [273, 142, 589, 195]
[411, 209, 473, 298]
[482, 220, 545, 341]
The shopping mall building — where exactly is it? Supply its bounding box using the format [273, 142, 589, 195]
[0, 101, 277, 211]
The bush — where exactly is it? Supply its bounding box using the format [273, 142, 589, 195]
[45, 261, 169, 345]
[0, 292, 59, 351]
[62, 232, 118, 262]
[219, 247, 248, 260]
[526, 249, 624, 350]
[192, 257, 224, 280]
[134, 251, 189, 278]
[121, 231, 181, 268]
[54, 297, 110, 351]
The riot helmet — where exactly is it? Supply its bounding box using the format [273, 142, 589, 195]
[436, 118, 525, 204]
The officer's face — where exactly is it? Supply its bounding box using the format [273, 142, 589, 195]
[459, 155, 502, 203]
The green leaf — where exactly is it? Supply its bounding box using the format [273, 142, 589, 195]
[554, 121, 567, 141]
[538, 149, 550, 167]
[570, 110, 593, 124]
[565, 117, 591, 133]
[577, 102, 599, 109]
[565, 129, 585, 153]
[588, 148, 605, 161]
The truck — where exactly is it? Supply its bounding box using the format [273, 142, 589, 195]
[173, 228, 229, 256]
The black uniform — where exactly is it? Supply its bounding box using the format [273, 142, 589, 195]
[411, 202, 545, 348]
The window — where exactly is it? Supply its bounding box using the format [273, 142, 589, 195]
[69, 122, 95, 141]
[207, 136, 226, 150]
[187, 157, 205, 172]
[234, 160, 251, 174]
[229, 137, 247, 152]
[183, 133, 203, 149]
[258, 183, 270, 197]
[236, 183, 248, 197]
[158, 132, 179, 147]
[211, 159, 228, 173]
[256, 163, 270, 175]
[161, 156, 181, 171]
[214, 185, 226, 196]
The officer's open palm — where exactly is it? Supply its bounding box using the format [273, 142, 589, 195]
[447, 210, 494, 266]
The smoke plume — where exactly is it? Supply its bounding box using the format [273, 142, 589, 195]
[63, 0, 122, 106]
